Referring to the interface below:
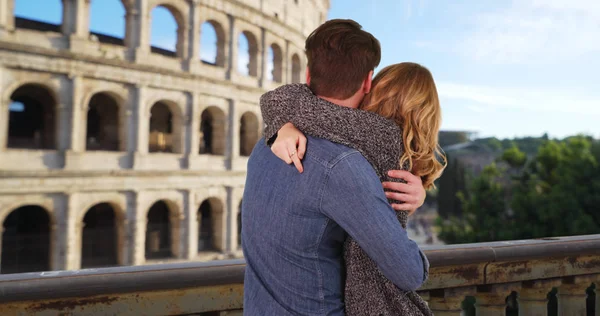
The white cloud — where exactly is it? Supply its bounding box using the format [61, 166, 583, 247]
[437, 81, 600, 115]
[460, 0, 600, 64]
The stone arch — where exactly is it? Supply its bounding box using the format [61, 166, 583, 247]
[80, 202, 122, 268]
[197, 197, 224, 252]
[145, 199, 179, 259]
[240, 112, 260, 157]
[238, 31, 259, 77]
[269, 43, 284, 83]
[149, 2, 187, 58]
[291, 53, 302, 84]
[200, 20, 226, 67]
[90, 0, 127, 44]
[7, 83, 58, 150]
[199, 106, 226, 155]
[85, 92, 122, 151]
[14, 0, 62, 32]
[148, 100, 183, 153]
[1, 205, 51, 274]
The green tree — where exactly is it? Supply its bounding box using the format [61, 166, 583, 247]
[437, 136, 600, 243]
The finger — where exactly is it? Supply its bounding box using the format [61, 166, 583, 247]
[273, 147, 293, 164]
[391, 203, 414, 212]
[288, 144, 304, 173]
[382, 182, 412, 193]
[297, 136, 307, 159]
[385, 191, 417, 204]
[387, 170, 422, 184]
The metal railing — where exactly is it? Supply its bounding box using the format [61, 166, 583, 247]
[0, 235, 598, 315]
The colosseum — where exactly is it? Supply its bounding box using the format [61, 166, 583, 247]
[0, 0, 329, 273]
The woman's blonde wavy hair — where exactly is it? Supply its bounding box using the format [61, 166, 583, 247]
[361, 62, 447, 189]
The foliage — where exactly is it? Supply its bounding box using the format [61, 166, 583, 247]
[437, 135, 600, 243]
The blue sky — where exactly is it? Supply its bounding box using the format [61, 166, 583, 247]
[14, 0, 600, 139]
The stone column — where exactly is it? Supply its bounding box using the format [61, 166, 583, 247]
[429, 287, 475, 316]
[133, 85, 148, 169]
[259, 28, 266, 87]
[68, 76, 85, 153]
[226, 16, 236, 80]
[227, 187, 244, 252]
[131, 192, 146, 265]
[0, 95, 9, 151]
[170, 210, 185, 259]
[61, 0, 90, 52]
[187, 0, 200, 61]
[475, 283, 520, 316]
[126, 0, 150, 61]
[188, 93, 201, 159]
[0, 0, 14, 34]
[184, 190, 197, 260]
[558, 275, 595, 316]
[518, 279, 560, 316]
[226, 99, 239, 169]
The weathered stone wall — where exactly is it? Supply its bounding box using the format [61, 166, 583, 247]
[0, 0, 329, 271]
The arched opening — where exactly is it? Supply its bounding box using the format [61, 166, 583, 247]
[291, 54, 302, 84]
[200, 107, 226, 155]
[150, 5, 183, 57]
[1, 205, 50, 274]
[145, 201, 173, 259]
[14, 0, 62, 32]
[90, 0, 126, 45]
[86, 93, 120, 151]
[268, 44, 283, 83]
[149, 102, 175, 153]
[238, 200, 243, 248]
[198, 198, 223, 252]
[200, 21, 226, 67]
[8, 84, 56, 150]
[81, 203, 118, 268]
[238, 31, 259, 77]
[240, 112, 259, 157]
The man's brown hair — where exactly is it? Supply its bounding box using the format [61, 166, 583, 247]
[305, 19, 381, 99]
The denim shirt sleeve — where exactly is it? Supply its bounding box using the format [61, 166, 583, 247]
[320, 152, 428, 291]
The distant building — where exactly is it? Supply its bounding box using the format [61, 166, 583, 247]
[0, 0, 329, 273]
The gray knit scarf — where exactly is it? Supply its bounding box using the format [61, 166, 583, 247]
[260, 83, 432, 316]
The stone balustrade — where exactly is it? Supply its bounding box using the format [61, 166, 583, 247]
[0, 234, 598, 315]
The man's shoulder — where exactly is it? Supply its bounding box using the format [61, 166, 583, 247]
[305, 136, 367, 168]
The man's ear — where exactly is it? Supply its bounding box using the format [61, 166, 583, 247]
[363, 70, 374, 94]
[305, 67, 311, 85]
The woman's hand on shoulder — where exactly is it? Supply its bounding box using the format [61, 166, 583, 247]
[271, 123, 307, 173]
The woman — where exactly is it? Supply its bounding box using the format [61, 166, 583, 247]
[260, 62, 446, 315]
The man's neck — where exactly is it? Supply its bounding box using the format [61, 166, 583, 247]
[318, 95, 361, 109]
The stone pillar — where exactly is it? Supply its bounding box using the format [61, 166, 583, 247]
[126, 0, 150, 61]
[227, 187, 244, 252]
[0, 95, 9, 151]
[188, 94, 201, 159]
[68, 76, 85, 153]
[0, 0, 14, 34]
[184, 190, 197, 260]
[226, 16, 236, 80]
[170, 209, 184, 259]
[134, 85, 149, 157]
[518, 279, 560, 316]
[186, 0, 200, 62]
[62, 0, 90, 52]
[226, 99, 239, 168]
[429, 287, 474, 316]
[259, 28, 266, 87]
[557, 276, 595, 316]
[131, 192, 146, 265]
[475, 283, 520, 316]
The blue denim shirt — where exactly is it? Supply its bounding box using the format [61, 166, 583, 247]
[242, 137, 428, 316]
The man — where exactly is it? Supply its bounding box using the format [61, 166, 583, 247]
[242, 19, 428, 315]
